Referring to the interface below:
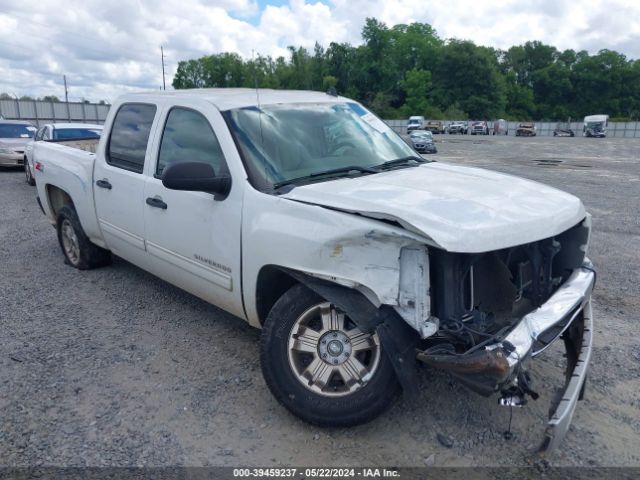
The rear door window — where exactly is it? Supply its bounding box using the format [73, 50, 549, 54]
[107, 103, 157, 173]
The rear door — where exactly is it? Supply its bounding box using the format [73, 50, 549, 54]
[142, 101, 245, 318]
[94, 103, 159, 261]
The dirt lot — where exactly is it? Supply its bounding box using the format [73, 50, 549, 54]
[1, 136, 639, 468]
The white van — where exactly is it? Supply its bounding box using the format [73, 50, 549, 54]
[583, 115, 609, 137]
[407, 116, 425, 132]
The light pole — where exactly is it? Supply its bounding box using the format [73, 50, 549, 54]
[11, 93, 21, 119]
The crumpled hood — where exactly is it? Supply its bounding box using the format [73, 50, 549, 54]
[282, 162, 586, 253]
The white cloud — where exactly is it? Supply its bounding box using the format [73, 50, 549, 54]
[0, 0, 638, 102]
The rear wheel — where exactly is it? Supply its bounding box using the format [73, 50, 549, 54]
[56, 205, 111, 269]
[24, 158, 35, 186]
[260, 284, 400, 426]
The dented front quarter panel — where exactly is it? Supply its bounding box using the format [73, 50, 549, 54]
[241, 186, 431, 327]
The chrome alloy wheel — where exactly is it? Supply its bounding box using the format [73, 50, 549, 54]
[287, 302, 381, 397]
[60, 219, 81, 266]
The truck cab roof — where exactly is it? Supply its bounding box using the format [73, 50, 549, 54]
[115, 88, 350, 112]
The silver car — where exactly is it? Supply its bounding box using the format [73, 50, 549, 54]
[409, 130, 437, 154]
[0, 120, 36, 167]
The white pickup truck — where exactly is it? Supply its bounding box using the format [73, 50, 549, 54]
[34, 89, 594, 451]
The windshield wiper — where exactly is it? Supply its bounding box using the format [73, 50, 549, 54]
[374, 156, 428, 170]
[273, 165, 378, 190]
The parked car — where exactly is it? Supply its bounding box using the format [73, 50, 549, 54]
[470, 121, 489, 135]
[33, 89, 594, 451]
[407, 115, 425, 133]
[492, 119, 508, 135]
[0, 120, 36, 167]
[409, 130, 437, 154]
[447, 121, 467, 134]
[583, 114, 608, 138]
[553, 122, 575, 137]
[425, 120, 445, 134]
[24, 123, 103, 185]
[516, 122, 537, 137]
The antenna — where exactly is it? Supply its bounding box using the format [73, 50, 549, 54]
[161, 46, 166, 90]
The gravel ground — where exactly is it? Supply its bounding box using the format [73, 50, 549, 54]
[1, 135, 639, 468]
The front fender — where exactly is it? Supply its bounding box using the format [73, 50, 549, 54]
[242, 189, 430, 327]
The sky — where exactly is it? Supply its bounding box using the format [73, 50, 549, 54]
[0, 0, 639, 103]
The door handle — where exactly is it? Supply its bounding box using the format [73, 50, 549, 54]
[146, 197, 168, 210]
[96, 179, 112, 190]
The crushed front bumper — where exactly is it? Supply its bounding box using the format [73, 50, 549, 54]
[418, 260, 595, 451]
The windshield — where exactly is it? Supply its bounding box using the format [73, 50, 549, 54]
[587, 122, 604, 129]
[225, 102, 418, 190]
[53, 128, 102, 140]
[0, 124, 36, 139]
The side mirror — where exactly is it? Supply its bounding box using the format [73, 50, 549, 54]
[161, 161, 231, 200]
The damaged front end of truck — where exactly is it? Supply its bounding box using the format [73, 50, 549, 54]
[230, 96, 595, 451]
[286, 213, 594, 453]
[415, 217, 594, 451]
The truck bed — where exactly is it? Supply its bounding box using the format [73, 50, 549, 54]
[34, 140, 103, 246]
[47, 137, 100, 153]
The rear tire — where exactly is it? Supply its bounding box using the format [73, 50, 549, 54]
[56, 205, 111, 270]
[25, 159, 35, 186]
[260, 284, 400, 427]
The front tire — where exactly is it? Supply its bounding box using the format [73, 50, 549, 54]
[56, 205, 111, 270]
[260, 284, 400, 427]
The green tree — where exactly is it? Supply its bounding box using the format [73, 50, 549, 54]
[172, 59, 206, 88]
[503, 41, 558, 87]
[504, 72, 535, 119]
[325, 42, 358, 95]
[170, 18, 638, 120]
[400, 68, 432, 116]
[442, 103, 468, 120]
[572, 50, 629, 116]
[201, 53, 246, 87]
[359, 18, 396, 102]
[432, 40, 506, 118]
[322, 75, 337, 91]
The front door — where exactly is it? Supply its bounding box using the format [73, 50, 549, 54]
[142, 102, 244, 319]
